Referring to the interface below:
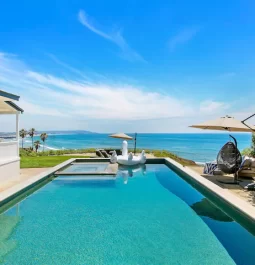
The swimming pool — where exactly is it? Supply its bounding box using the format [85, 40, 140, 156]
[0, 164, 255, 264]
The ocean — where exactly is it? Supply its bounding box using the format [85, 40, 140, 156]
[24, 133, 252, 163]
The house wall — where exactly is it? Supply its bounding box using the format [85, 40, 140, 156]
[0, 159, 20, 183]
[0, 141, 20, 184]
[0, 141, 18, 159]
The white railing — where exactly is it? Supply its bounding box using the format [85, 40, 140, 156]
[0, 141, 19, 160]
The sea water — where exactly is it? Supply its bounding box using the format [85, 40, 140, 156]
[24, 133, 251, 162]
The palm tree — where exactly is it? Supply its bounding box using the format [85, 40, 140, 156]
[40, 133, 48, 151]
[19, 129, 27, 149]
[28, 128, 36, 150]
[34, 140, 41, 153]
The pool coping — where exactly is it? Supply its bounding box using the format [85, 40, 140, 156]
[0, 157, 255, 226]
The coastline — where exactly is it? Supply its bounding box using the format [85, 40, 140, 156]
[18, 132, 251, 163]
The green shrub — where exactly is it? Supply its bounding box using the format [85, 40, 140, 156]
[250, 150, 255, 158]
[28, 151, 37, 157]
[19, 148, 33, 157]
[150, 149, 196, 166]
[49, 150, 55, 155]
[241, 133, 255, 157]
[241, 148, 252, 156]
[19, 148, 97, 157]
[19, 149, 26, 157]
[252, 133, 255, 149]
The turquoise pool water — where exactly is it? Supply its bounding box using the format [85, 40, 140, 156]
[0, 164, 255, 264]
[61, 163, 108, 173]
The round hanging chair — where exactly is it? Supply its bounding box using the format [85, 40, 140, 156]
[217, 141, 242, 174]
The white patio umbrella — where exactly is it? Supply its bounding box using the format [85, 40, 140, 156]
[109, 133, 138, 154]
[190, 115, 255, 184]
[109, 133, 133, 140]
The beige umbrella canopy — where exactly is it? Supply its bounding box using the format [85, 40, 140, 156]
[109, 133, 133, 140]
[190, 115, 255, 132]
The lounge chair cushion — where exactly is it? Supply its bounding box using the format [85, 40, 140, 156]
[241, 159, 252, 168]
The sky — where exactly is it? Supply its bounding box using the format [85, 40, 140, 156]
[0, 0, 255, 133]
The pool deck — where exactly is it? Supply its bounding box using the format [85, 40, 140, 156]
[188, 165, 255, 207]
[0, 168, 52, 192]
[0, 158, 255, 226]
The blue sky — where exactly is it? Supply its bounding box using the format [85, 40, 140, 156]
[0, 0, 255, 132]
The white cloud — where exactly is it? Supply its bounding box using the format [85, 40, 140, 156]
[168, 27, 200, 51]
[19, 99, 68, 117]
[199, 100, 229, 114]
[26, 72, 193, 120]
[0, 52, 193, 127]
[1, 52, 250, 133]
[78, 10, 145, 62]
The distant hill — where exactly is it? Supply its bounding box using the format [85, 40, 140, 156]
[0, 132, 16, 139]
[0, 130, 97, 138]
[42, 130, 97, 135]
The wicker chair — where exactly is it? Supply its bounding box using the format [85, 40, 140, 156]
[217, 142, 242, 174]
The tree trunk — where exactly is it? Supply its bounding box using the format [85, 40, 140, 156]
[22, 138, 24, 149]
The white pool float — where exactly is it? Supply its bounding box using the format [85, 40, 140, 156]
[110, 141, 146, 166]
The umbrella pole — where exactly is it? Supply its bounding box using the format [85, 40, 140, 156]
[134, 133, 137, 155]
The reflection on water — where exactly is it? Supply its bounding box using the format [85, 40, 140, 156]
[0, 204, 21, 263]
[118, 164, 146, 184]
[191, 198, 233, 222]
[155, 167, 233, 222]
[155, 166, 255, 265]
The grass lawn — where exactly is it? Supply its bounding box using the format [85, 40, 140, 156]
[20, 156, 89, 168]
[20, 149, 196, 168]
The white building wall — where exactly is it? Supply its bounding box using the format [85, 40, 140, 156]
[0, 159, 20, 183]
[0, 141, 18, 159]
[0, 141, 20, 184]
